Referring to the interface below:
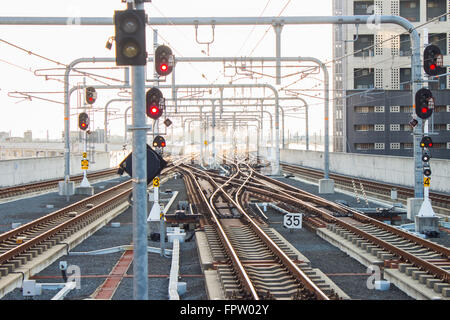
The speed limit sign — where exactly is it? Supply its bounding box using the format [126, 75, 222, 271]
[283, 213, 302, 229]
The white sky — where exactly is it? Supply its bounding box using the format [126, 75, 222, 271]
[0, 0, 333, 140]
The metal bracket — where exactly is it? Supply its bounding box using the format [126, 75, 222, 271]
[195, 22, 215, 56]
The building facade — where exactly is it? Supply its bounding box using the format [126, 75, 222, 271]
[332, 0, 450, 158]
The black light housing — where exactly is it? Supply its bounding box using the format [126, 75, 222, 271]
[85, 87, 97, 105]
[152, 135, 166, 148]
[78, 112, 90, 131]
[146, 87, 164, 120]
[155, 45, 174, 76]
[423, 44, 445, 76]
[114, 10, 147, 66]
[415, 88, 433, 120]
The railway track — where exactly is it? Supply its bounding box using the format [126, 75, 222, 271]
[186, 157, 449, 299]
[178, 162, 342, 300]
[0, 162, 177, 299]
[281, 163, 450, 214]
[0, 168, 119, 201]
[245, 164, 450, 299]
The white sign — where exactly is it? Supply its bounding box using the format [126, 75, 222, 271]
[283, 213, 302, 229]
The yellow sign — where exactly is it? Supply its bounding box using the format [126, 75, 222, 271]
[204, 140, 208, 145]
[424, 177, 431, 187]
[81, 159, 89, 170]
[82, 152, 87, 158]
[153, 177, 160, 187]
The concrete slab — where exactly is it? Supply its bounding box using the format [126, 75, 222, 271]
[58, 181, 75, 196]
[319, 179, 334, 194]
[316, 227, 384, 267]
[195, 230, 214, 271]
[384, 268, 448, 300]
[415, 216, 440, 234]
[75, 186, 94, 196]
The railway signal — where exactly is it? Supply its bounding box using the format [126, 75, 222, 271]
[423, 44, 445, 76]
[422, 150, 431, 162]
[117, 144, 167, 185]
[415, 88, 434, 120]
[114, 9, 147, 66]
[85, 87, 97, 105]
[420, 136, 433, 149]
[146, 87, 164, 120]
[78, 112, 89, 131]
[152, 135, 166, 148]
[423, 164, 432, 177]
[155, 45, 174, 76]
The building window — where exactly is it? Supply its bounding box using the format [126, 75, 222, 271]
[374, 106, 385, 113]
[390, 106, 400, 112]
[355, 106, 373, 113]
[428, 33, 447, 55]
[400, 68, 411, 90]
[403, 142, 413, 149]
[374, 143, 385, 150]
[401, 105, 413, 113]
[390, 143, 401, 149]
[399, 34, 412, 56]
[427, 0, 447, 21]
[390, 124, 401, 131]
[374, 124, 385, 131]
[355, 124, 373, 131]
[354, 68, 375, 89]
[400, 0, 420, 22]
[354, 34, 375, 57]
[356, 143, 373, 150]
[354, 1, 374, 15]
[434, 124, 447, 131]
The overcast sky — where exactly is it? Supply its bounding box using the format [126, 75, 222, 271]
[0, 0, 332, 140]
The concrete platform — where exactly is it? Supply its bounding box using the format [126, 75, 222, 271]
[384, 268, 449, 300]
[316, 227, 384, 268]
[317, 225, 449, 300]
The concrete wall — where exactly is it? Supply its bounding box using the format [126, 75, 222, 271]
[273, 148, 450, 194]
[0, 151, 128, 187]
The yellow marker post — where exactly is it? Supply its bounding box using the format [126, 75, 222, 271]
[423, 177, 430, 187]
[153, 177, 160, 188]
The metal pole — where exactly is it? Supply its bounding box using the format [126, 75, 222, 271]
[104, 99, 130, 151]
[211, 99, 216, 169]
[124, 106, 132, 144]
[273, 23, 283, 85]
[131, 1, 148, 300]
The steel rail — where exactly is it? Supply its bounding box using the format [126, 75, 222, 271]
[0, 168, 118, 199]
[176, 164, 259, 300]
[0, 180, 132, 266]
[187, 162, 330, 300]
[281, 163, 450, 208]
[248, 166, 450, 284]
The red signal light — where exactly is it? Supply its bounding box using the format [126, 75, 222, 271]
[160, 64, 168, 72]
[161, 142, 166, 147]
[150, 106, 159, 114]
[421, 107, 428, 113]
